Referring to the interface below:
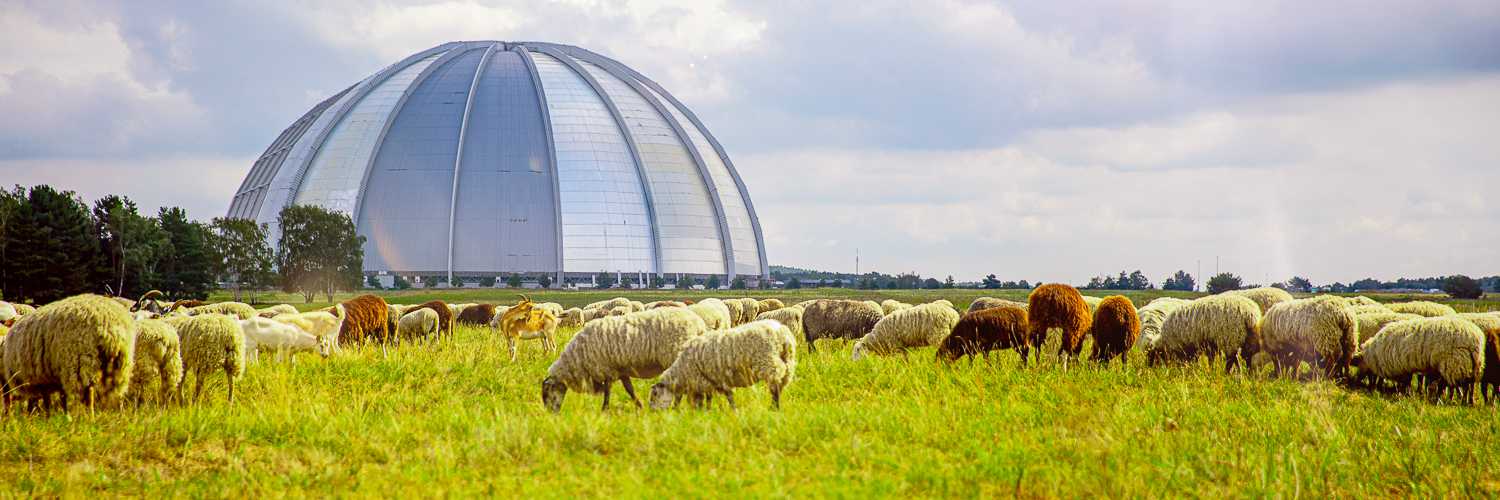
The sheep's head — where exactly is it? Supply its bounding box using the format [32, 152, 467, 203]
[648, 383, 676, 410]
[933, 340, 964, 363]
[541, 376, 567, 413]
[316, 334, 334, 358]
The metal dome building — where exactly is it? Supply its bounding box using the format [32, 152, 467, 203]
[226, 41, 767, 285]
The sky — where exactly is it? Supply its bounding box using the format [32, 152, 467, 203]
[1, 0, 1497, 286]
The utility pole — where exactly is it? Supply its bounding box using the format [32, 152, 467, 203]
[855, 248, 860, 276]
[1196, 260, 1201, 292]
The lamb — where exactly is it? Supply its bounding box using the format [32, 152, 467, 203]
[966, 297, 1027, 314]
[1027, 284, 1093, 367]
[936, 306, 1033, 364]
[186, 301, 258, 320]
[756, 305, 804, 342]
[649, 319, 796, 410]
[1225, 287, 1295, 315]
[880, 299, 912, 316]
[239, 316, 334, 361]
[165, 313, 246, 403]
[687, 298, 732, 330]
[404, 299, 450, 342]
[1356, 312, 1421, 342]
[1259, 295, 1359, 379]
[1147, 294, 1263, 373]
[456, 304, 499, 326]
[494, 297, 560, 361]
[398, 308, 440, 344]
[256, 304, 298, 318]
[1088, 296, 1141, 365]
[1385, 301, 1457, 317]
[271, 311, 344, 350]
[1, 294, 136, 414]
[756, 298, 786, 313]
[541, 307, 709, 412]
[800, 299, 884, 352]
[559, 307, 585, 328]
[851, 302, 961, 360]
[1136, 297, 1189, 353]
[1353, 316, 1484, 404]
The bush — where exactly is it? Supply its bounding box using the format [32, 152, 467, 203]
[393, 275, 411, 290]
[539, 274, 553, 288]
[479, 276, 496, 288]
[506, 275, 523, 288]
[706, 275, 721, 289]
[1207, 273, 1243, 294]
[1443, 275, 1484, 299]
[365, 275, 382, 289]
[424, 275, 443, 289]
[731, 277, 747, 290]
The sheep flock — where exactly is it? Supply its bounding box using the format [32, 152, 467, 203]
[2, 286, 1498, 417]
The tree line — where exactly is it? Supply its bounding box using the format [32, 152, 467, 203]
[0, 184, 363, 305]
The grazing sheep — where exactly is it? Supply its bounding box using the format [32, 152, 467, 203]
[630, 301, 647, 312]
[756, 298, 785, 313]
[1089, 296, 1141, 365]
[1, 294, 135, 413]
[398, 308, 440, 344]
[495, 297, 560, 361]
[851, 303, 961, 360]
[1455, 312, 1500, 331]
[649, 319, 797, 410]
[186, 302, 258, 320]
[559, 307, 585, 328]
[585, 297, 633, 311]
[966, 297, 1027, 314]
[535, 302, 565, 317]
[541, 307, 709, 412]
[792, 300, 818, 310]
[1148, 294, 1263, 373]
[801, 300, 884, 352]
[1136, 297, 1189, 353]
[405, 299, 451, 342]
[1081, 295, 1103, 313]
[126, 318, 182, 405]
[1344, 296, 1382, 307]
[722, 299, 746, 326]
[687, 298, 732, 330]
[880, 299, 912, 316]
[166, 314, 246, 403]
[1349, 304, 1394, 316]
[1027, 284, 1093, 367]
[862, 300, 884, 316]
[646, 300, 686, 309]
[456, 304, 499, 326]
[256, 304, 298, 318]
[271, 311, 344, 350]
[733, 298, 761, 325]
[1259, 295, 1359, 379]
[936, 306, 1033, 364]
[239, 316, 333, 360]
[756, 306, 804, 342]
[608, 305, 633, 318]
[1353, 317, 1484, 403]
[1386, 301, 1457, 317]
[1226, 287, 1295, 315]
[1356, 312, 1422, 343]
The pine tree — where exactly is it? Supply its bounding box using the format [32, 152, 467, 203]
[4, 186, 100, 303]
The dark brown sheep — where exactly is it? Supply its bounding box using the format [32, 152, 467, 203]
[936, 306, 1034, 364]
[1482, 326, 1500, 405]
[410, 300, 454, 341]
[1088, 295, 1140, 365]
[330, 294, 391, 346]
[456, 304, 498, 326]
[1027, 283, 1093, 368]
[801, 299, 883, 352]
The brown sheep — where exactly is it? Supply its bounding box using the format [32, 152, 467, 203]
[1088, 296, 1140, 365]
[1482, 326, 1500, 405]
[456, 304, 499, 326]
[1027, 283, 1093, 368]
[936, 306, 1033, 364]
[801, 299, 883, 352]
[409, 300, 454, 341]
[329, 294, 391, 347]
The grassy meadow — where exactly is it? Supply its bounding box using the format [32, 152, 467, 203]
[2, 288, 1498, 496]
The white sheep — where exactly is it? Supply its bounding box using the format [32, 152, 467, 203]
[399, 308, 440, 344]
[256, 304, 298, 318]
[1225, 287, 1295, 315]
[756, 306, 804, 342]
[166, 314, 247, 403]
[687, 298, 732, 330]
[1455, 312, 1500, 331]
[756, 298, 786, 313]
[1354, 316, 1484, 403]
[541, 307, 709, 412]
[1136, 297, 1189, 353]
[1259, 295, 1358, 379]
[239, 316, 333, 361]
[185, 301, 258, 320]
[722, 299, 746, 326]
[271, 311, 345, 353]
[880, 299, 912, 316]
[1, 294, 136, 414]
[1385, 301, 1457, 317]
[1348, 304, 1394, 316]
[966, 297, 1027, 314]
[559, 307, 585, 328]
[127, 318, 182, 405]
[1356, 312, 1422, 341]
[851, 302, 961, 360]
[649, 319, 797, 410]
[1147, 294, 1263, 373]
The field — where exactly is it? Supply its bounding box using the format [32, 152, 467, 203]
[2, 289, 1498, 496]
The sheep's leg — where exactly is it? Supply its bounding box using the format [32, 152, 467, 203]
[598, 381, 613, 411]
[226, 367, 235, 404]
[193, 374, 205, 403]
[619, 377, 643, 409]
[721, 388, 737, 410]
[87, 386, 95, 417]
[508, 336, 518, 362]
[770, 384, 782, 410]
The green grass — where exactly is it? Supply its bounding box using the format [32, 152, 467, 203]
[3, 290, 1498, 496]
